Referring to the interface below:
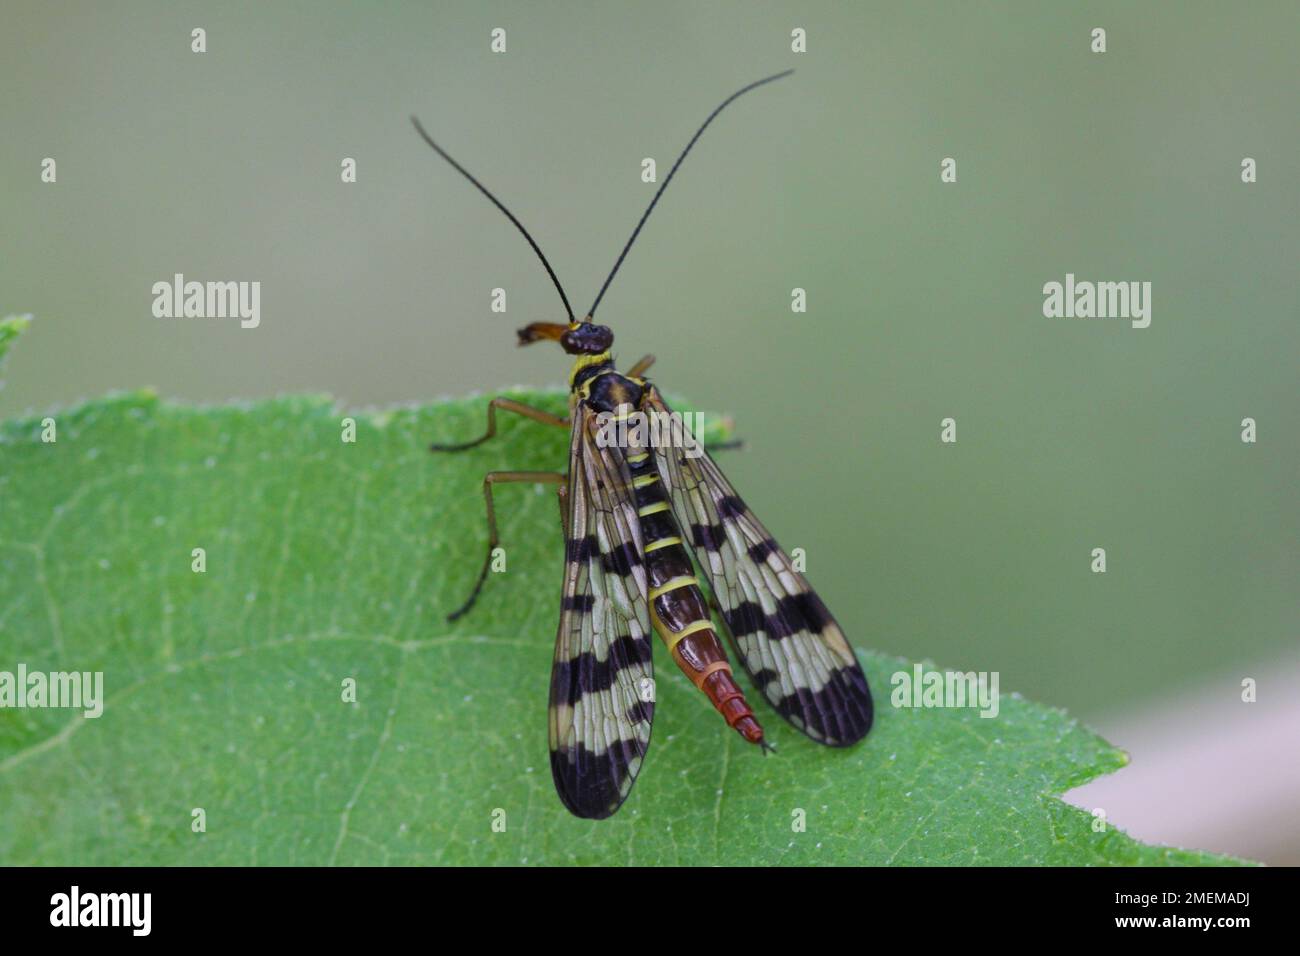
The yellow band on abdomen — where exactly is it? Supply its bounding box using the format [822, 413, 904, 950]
[664, 618, 714, 650]
[649, 575, 698, 600]
[643, 535, 682, 553]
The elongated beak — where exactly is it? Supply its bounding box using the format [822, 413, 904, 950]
[517, 322, 571, 346]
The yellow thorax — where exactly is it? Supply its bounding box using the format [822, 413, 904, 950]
[569, 349, 612, 389]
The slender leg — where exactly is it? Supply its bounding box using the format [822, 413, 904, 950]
[431, 397, 568, 453]
[626, 354, 656, 378]
[447, 470, 566, 621]
[555, 482, 569, 529]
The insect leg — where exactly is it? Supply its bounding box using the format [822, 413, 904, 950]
[446, 470, 566, 621]
[702, 409, 744, 452]
[555, 482, 569, 528]
[430, 398, 568, 452]
[625, 354, 656, 377]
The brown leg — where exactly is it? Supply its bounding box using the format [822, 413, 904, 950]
[555, 482, 569, 528]
[431, 397, 568, 453]
[626, 354, 656, 378]
[447, 470, 566, 621]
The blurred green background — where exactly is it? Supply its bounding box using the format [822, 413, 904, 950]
[2, 1, 1297, 858]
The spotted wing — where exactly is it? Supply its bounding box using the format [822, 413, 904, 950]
[548, 405, 656, 819]
[645, 388, 873, 746]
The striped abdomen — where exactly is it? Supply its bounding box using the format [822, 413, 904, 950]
[624, 445, 765, 746]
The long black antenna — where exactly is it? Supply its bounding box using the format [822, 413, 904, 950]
[586, 69, 794, 320]
[411, 116, 576, 324]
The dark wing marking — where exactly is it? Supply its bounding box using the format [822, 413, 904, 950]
[548, 404, 656, 818]
[645, 388, 873, 746]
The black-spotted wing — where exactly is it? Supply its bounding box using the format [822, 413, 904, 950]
[644, 387, 873, 745]
[547, 404, 656, 818]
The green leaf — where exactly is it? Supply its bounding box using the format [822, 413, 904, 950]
[0, 327, 1245, 863]
[0, 315, 33, 373]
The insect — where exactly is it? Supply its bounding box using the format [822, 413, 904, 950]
[417, 70, 873, 819]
